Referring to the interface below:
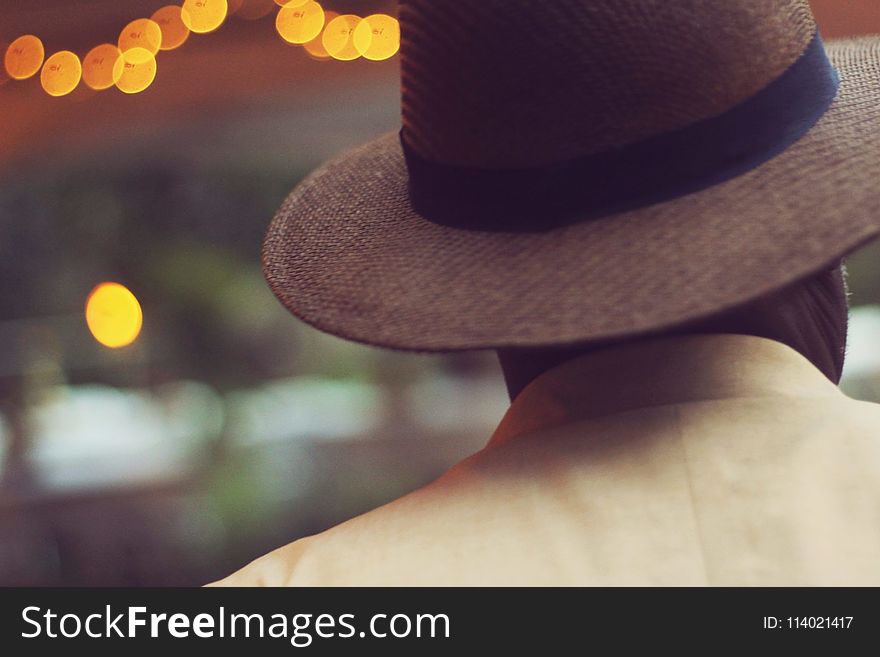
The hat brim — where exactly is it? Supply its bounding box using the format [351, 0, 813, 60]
[263, 38, 880, 352]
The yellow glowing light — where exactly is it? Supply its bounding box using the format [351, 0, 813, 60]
[234, 0, 275, 20]
[353, 14, 400, 61]
[4, 35, 45, 80]
[302, 9, 336, 59]
[118, 18, 163, 64]
[152, 6, 191, 51]
[40, 51, 82, 97]
[275, 0, 309, 7]
[85, 282, 143, 349]
[181, 0, 229, 34]
[276, 1, 325, 45]
[83, 44, 125, 90]
[115, 49, 157, 94]
[322, 15, 363, 61]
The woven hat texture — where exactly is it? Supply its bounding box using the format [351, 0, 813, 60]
[263, 0, 880, 351]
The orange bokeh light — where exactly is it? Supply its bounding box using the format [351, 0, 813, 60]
[353, 14, 400, 61]
[115, 48, 158, 94]
[322, 14, 363, 61]
[181, 0, 229, 34]
[4, 35, 45, 80]
[302, 10, 337, 60]
[83, 44, 125, 90]
[118, 18, 163, 63]
[152, 5, 191, 51]
[40, 51, 82, 97]
[276, 1, 325, 45]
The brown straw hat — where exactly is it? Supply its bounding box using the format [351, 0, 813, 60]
[263, 0, 880, 351]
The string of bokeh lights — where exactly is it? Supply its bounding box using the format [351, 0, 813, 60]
[3, 0, 400, 99]
[3, 0, 400, 349]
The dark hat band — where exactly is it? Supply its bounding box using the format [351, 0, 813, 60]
[401, 33, 840, 233]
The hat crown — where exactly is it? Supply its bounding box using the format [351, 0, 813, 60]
[399, 0, 817, 168]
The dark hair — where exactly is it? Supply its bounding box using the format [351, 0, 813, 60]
[498, 264, 850, 399]
[681, 263, 849, 383]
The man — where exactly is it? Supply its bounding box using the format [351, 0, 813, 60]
[211, 0, 880, 585]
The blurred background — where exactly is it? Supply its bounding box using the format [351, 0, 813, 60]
[1, 0, 879, 586]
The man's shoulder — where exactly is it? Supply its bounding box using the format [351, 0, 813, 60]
[674, 389, 880, 430]
[839, 393, 880, 418]
[779, 392, 880, 433]
[205, 536, 315, 587]
[833, 394, 880, 440]
[207, 391, 880, 587]
[206, 479, 457, 586]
